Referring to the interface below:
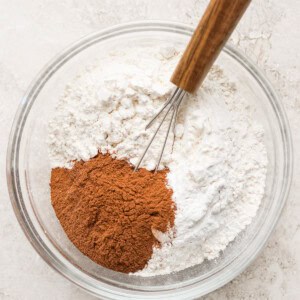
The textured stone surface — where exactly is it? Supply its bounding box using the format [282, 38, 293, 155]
[0, 0, 299, 299]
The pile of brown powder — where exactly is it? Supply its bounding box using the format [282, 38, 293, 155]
[50, 153, 175, 273]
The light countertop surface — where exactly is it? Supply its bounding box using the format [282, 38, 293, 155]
[1, 0, 299, 299]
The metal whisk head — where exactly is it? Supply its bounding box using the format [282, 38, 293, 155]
[134, 87, 186, 172]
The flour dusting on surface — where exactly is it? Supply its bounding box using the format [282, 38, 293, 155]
[48, 46, 268, 276]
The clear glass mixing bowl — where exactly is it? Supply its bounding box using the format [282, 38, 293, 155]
[7, 21, 293, 299]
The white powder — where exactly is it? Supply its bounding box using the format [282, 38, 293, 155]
[48, 46, 268, 276]
[48, 47, 178, 170]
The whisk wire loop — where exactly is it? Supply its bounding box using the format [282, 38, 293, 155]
[134, 87, 186, 171]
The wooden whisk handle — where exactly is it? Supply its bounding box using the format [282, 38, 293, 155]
[171, 0, 251, 93]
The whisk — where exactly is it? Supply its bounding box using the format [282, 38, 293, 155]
[135, 0, 251, 171]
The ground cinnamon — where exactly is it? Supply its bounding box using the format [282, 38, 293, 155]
[50, 153, 175, 273]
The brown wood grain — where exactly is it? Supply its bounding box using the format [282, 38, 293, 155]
[171, 0, 251, 93]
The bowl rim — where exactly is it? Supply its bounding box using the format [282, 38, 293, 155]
[6, 20, 293, 299]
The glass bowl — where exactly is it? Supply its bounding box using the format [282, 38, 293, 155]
[7, 21, 293, 299]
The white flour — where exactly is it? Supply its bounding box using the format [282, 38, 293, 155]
[48, 46, 268, 276]
[48, 47, 178, 170]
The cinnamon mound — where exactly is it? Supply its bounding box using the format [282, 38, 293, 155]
[50, 153, 175, 273]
